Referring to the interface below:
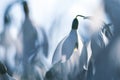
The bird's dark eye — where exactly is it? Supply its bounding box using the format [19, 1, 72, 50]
[23, 1, 29, 15]
[72, 18, 79, 30]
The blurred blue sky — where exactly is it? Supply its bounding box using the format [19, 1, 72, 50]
[0, 0, 104, 33]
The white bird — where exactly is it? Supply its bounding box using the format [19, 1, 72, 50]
[45, 15, 92, 80]
[52, 16, 83, 65]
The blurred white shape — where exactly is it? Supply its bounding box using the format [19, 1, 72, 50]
[52, 36, 66, 64]
[0, 0, 16, 33]
[101, 31, 109, 46]
[86, 41, 92, 67]
[52, 17, 80, 63]
[9, 27, 18, 39]
[9, 2, 24, 35]
[6, 45, 16, 70]
[52, 27, 82, 64]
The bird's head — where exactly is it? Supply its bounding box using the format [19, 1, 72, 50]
[72, 15, 90, 30]
[22, 1, 29, 17]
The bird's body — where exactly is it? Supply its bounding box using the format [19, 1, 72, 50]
[45, 16, 93, 80]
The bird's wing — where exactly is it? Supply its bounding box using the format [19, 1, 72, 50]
[52, 36, 67, 64]
[62, 30, 78, 61]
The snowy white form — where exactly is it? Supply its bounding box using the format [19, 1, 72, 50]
[45, 15, 93, 80]
[52, 16, 83, 64]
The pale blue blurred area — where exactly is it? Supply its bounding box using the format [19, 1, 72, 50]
[0, 0, 23, 34]
[0, 0, 106, 71]
[26, 0, 106, 62]
[0, 0, 115, 80]
[0, 0, 105, 45]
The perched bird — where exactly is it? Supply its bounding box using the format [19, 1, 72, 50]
[45, 15, 92, 80]
[52, 15, 83, 64]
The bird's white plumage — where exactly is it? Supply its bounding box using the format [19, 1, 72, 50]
[52, 29, 79, 64]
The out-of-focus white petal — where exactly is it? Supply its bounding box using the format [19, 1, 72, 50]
[52, 36, 67, 64]
[62, 30, 77, 61]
